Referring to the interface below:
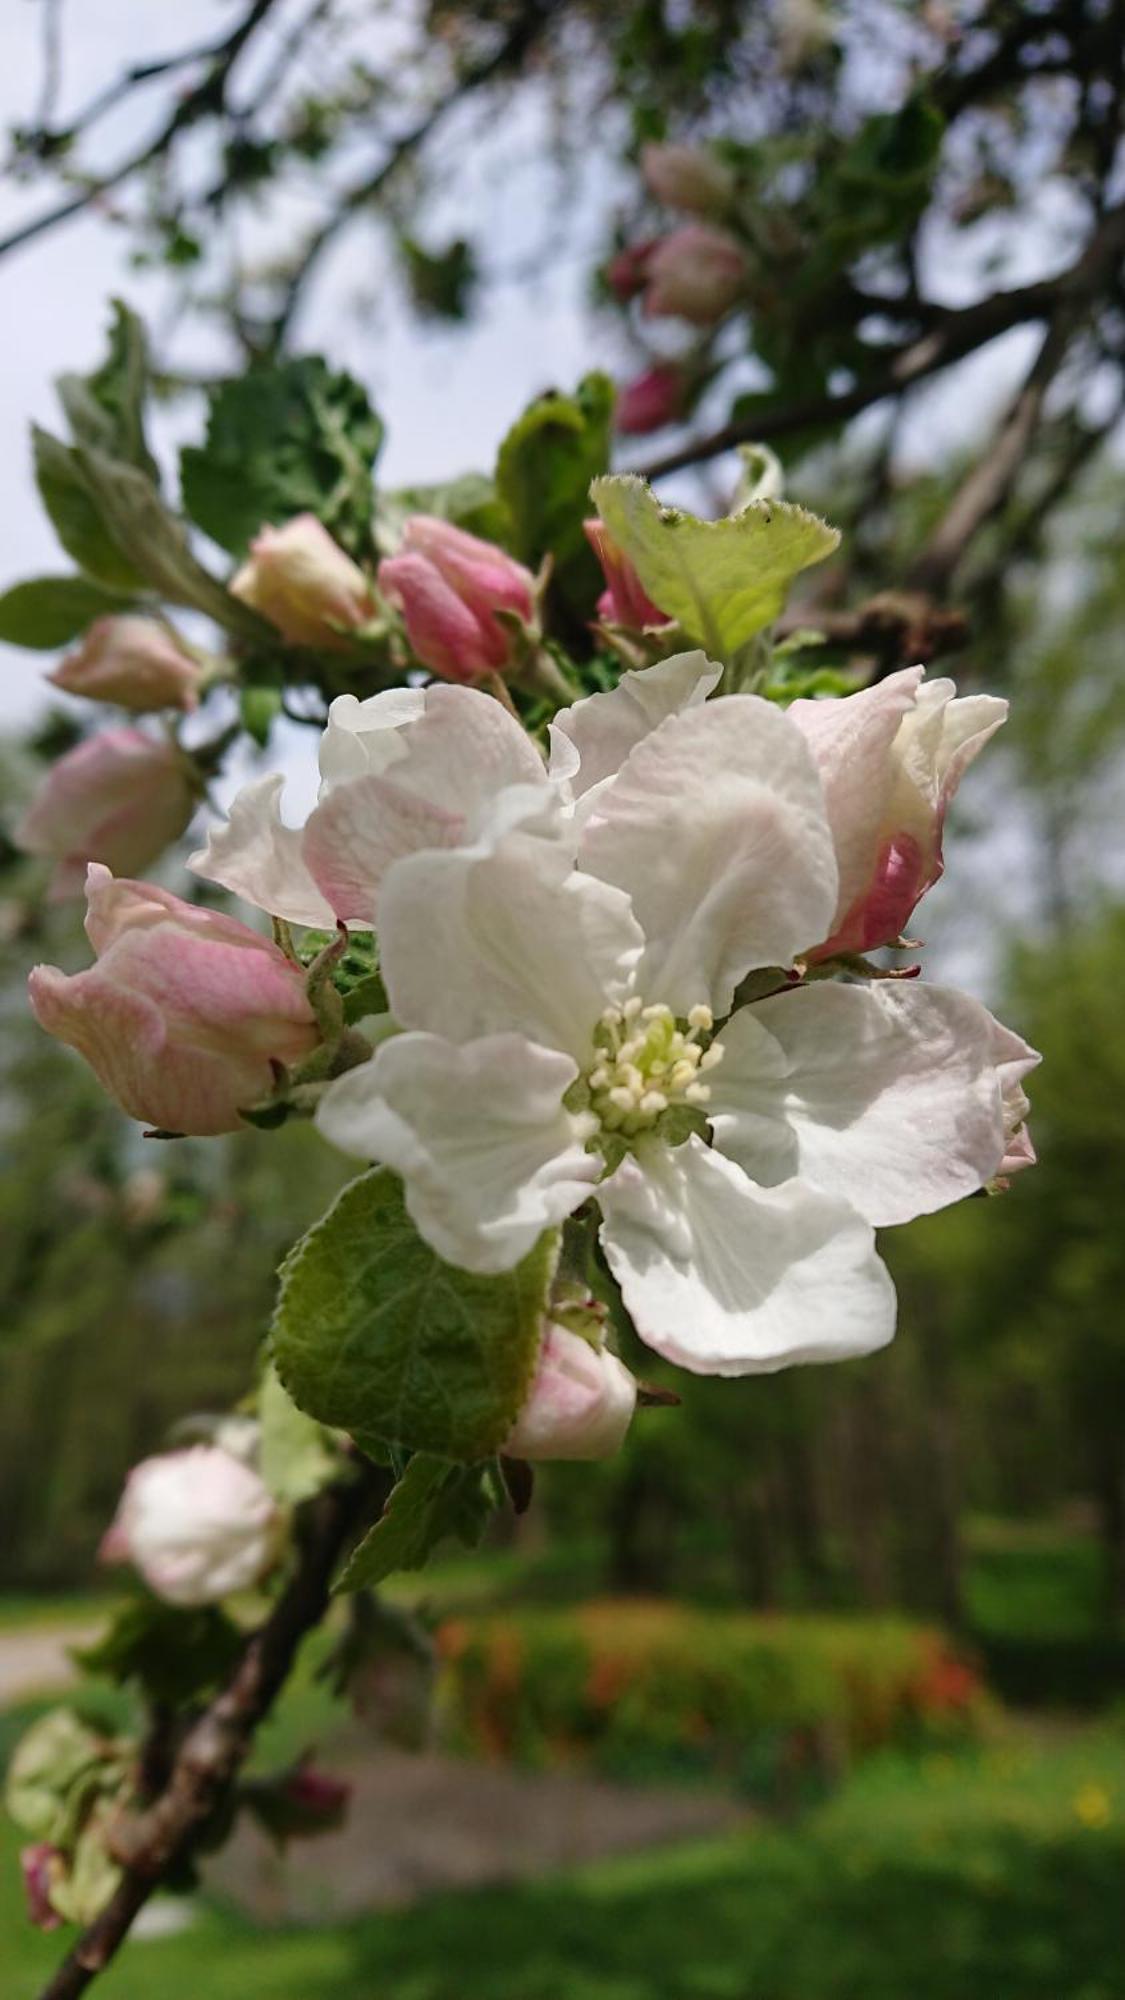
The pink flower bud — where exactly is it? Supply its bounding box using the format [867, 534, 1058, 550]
[640, 226, 744, 324]
[789, 669, 1008, 958]
[20, 1845, 63, 1932]
[101, 1445, 284, 1606]
[48, 617, 203, 713]
[605, 239, 658, 303]
[28, 864, 319, 1135]
[643, 225, 749, 324]
[282, 1765, 352, 1820]
[641, 144, 735, 216]
[614, 364, 689, 436]
[378, 516, 535, 684]
[505, 1324, 637, 1462]
[15, 729, 199, 900]
[584, 519, 666, 629]
[231, 514, 376, 651]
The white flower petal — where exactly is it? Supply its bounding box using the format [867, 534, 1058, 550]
[377, 834, 643, 1060]
[189, 773, 338, 930]
[788, 668, 923, 923]
[316, 1032, 598, 1273]
[319, 687, 428, 789]
[578, 695, 838, 1015]
[713, 980, 1024, 1226]
[548, 650, 721, 805]
[598, 1135, 895, 1375]
[306, 685, 561, 923]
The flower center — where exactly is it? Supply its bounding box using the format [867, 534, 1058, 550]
[580, 997, 724, 1144]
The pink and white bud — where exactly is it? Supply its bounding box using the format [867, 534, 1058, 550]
[231, 514, 376, 651]
[101, 1445, 284, 1607]
[585, 519, 666, 629]
[47, 617, 203, 713]
[789, 669, 1008, 957]
[28, 864, 319, 1135]
[641, 143, 735, 216]
[505, 1324, 637, 1462]
[378, 515, 535, 684]
[282, 1765, 352, 1821]
[20, 1845, 63, 1932]
[614, 363, 689, 436]
[15, 728, 198, 900]
[643, 225, 748, 324]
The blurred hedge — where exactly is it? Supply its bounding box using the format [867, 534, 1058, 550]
[435, 1601, 987, 1803]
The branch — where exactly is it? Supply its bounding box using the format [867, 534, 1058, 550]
[636, 203, 1125, 481]
[35, 1463, 381, 2000]
[266, 0, 562, 348]
[775, 593, 970, 668]
[907, 310, 1078, 596]
[0, 0, 282, 264]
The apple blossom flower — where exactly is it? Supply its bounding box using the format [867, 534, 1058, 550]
[231, 514, 376, 651]
[584, 518, 667, 629]
[191, 652, 719, 928]
[15, 728, 199, 900]
[314, 691, 1036, 1375]
[48, 617, 204, 712]
[28, 865, 319, 1135]
[505, 1323, 637, 1461]
[641, 143, 735, 216]
[101, 1445, 283, 1606]
[788, 667, 1008, 956]
[377, 516, 536, 683]
[615, 364, 688, 435]
[642, 225, 748, 324]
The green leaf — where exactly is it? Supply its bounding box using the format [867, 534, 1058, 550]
[258, 1362, 338, 1505]
[590, 474, 840, 659]
[495, 372, 614, 614]
[32, 427, 145, 589]
[4, 1710, 115, 1844]
[56, 299, 159, 480]
[180, 357, 384, 560]
[336, 1454, 492, 1591]
[296, 929, 389, 1020]
[0, 574, 137, 649]
[72, 1597, 245, 1707]
[375, 473, 511, 553]
[272, 1169, 555, 1462]
[72, 448, 272, 640]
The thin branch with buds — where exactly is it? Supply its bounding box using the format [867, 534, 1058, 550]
[35, 1463, 381, 2000]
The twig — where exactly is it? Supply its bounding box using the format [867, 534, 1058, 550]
[35, 1463, 381, 2000]
[775, 593, 970, 668]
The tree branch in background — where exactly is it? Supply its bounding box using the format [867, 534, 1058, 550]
[907, 312, 1080, 597]
[35, 1462, 381, 2000]
[266, 0, 563, 349]
[637, 204, 1125, 483]
[774, 594, 970, 671]
[0, 0, 283, 263]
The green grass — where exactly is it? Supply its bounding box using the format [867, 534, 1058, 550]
[3, 1727, 1123, 2000]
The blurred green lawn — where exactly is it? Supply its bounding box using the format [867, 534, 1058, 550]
[3, 1727, 1122, 2000]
